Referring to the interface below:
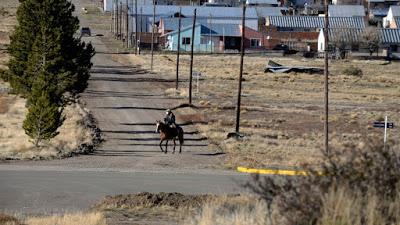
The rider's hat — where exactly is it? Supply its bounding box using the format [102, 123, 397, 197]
[166, 109, 171, 114]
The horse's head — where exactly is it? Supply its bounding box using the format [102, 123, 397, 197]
[156, 120, 162, 133]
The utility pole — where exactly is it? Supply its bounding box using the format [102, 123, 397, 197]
[175, 7, 182, 90]
[116, 0, 119, 39]
[209, 13, 212, 53]
[323, 0, 329, 154]
[188, 8, 197, 105]
[126, 0, 129, 47]
[135, 0, 138, 54]
[139, 6, 143, 51]
[235, 4, 246, 133]
[151, 0, 156, 70]
[111, 0, 114, 33]
[119, 2, 122, 40]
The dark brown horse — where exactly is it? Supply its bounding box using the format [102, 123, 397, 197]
[156, 120, 184, 153]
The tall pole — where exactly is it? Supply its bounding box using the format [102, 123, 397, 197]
[151, 0, 156, 70]
[111, 0, 114, 32]
[209, 13, 212, 53]
[135, 0, 138, 54]
[139, 6, 143, 51]
[116, 0, 119, 39]
[126, 0, 129, 47]
[175, 7, 182, 90]
[323, 0, 329, 154]
[188, 8, 197, 105]
[235, 4, 246, 133]
[119, 2, 122, 40]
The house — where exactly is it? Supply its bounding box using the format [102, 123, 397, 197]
[162, 23, 269, 52]
[262, 16, 365, 51]
[367, 0, 399, 25]
[379, 28, 400, 53]
[317, 28, 363, 52]
[129, 5, 262, 33]
[158, 17, 200, 35]
[328, 5, 365, 17]
[318, 28, 400, 55]
[383, 5, 400, 28]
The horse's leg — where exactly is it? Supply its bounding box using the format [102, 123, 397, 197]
[159, 139, 164, 153]
[173, 139, 176, 154]
[165, 140, 168, 154]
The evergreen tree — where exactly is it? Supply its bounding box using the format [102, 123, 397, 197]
[23, 74, 64, 147]
[7, 0, 95, 98]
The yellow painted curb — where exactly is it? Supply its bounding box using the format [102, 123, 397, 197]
[237, 166, 311, 176]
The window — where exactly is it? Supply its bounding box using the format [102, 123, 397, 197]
[182, 37, 191, 45]
[250, 38, 261, 47]
[200, 37, 209, 44]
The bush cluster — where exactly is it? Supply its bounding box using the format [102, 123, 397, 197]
[248, 139, 400, 225]
[343, 65, 363, 77]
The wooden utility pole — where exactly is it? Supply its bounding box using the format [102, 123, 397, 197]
[188, 8, 197, 105]
[235, 5, 246, 133]
[115, 0, 119, 39]
[111, 0, 114, 32]
[151, 0, 156, 70]
[175, 7, 182, 90]
[126, 0, 129, 47]
[119, 2, 122, 40]
[139, 6, 143, 51]
[135, 0, 138, 54]
[324, 0, 329, 154]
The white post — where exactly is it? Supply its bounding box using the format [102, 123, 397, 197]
[384, 115, 388, 148]
[196, 73, 199, 94]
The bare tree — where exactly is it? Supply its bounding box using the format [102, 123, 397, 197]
[361, 27, 380, 56]
[331, 29, 353, 59]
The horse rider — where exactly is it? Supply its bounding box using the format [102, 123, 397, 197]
[164, 109, 177, 129]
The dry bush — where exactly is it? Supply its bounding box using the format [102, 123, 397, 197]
[342, 65, 363, 77]
[25, 212, 106, 225]
[0, 98, 98, 160]
[0, 213, 21, 225]
[248, 140, 400, 225]
[319, 187, 400, 225]
[186, 195, 268, 225]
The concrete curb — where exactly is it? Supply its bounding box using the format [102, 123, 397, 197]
[237, 166, 310, 176]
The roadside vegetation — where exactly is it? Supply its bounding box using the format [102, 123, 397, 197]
[0, 212, 106, 225]
[0, 0, 98, 159]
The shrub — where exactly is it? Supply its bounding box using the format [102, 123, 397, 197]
[343, 66, 363, 77]
[247, 139, 400, 225]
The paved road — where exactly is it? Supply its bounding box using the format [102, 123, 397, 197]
[0, 168, 248, 215]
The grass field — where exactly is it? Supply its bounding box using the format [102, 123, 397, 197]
[126, 52, 400, 168]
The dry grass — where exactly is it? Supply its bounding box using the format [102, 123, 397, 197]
[25, 212, 106, 225]
[318, 187, 400, 225]
[124, 52, 400, 168]
[186, 195, 268, 225]
[0, 98, 96, 160]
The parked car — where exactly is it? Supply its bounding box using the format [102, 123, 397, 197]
[80, 27, 91, 36]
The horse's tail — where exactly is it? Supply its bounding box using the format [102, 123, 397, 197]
[178, 127, 184, 145]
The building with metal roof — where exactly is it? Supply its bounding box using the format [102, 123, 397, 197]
[318, 27, 400, 52]
[328, 5, 365, 17]
[265, 16, 366, 30]
[379, 28, 400, 44]
[128, 5, 270, 33]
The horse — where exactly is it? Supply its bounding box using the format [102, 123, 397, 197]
[155, 120, 184, 154]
